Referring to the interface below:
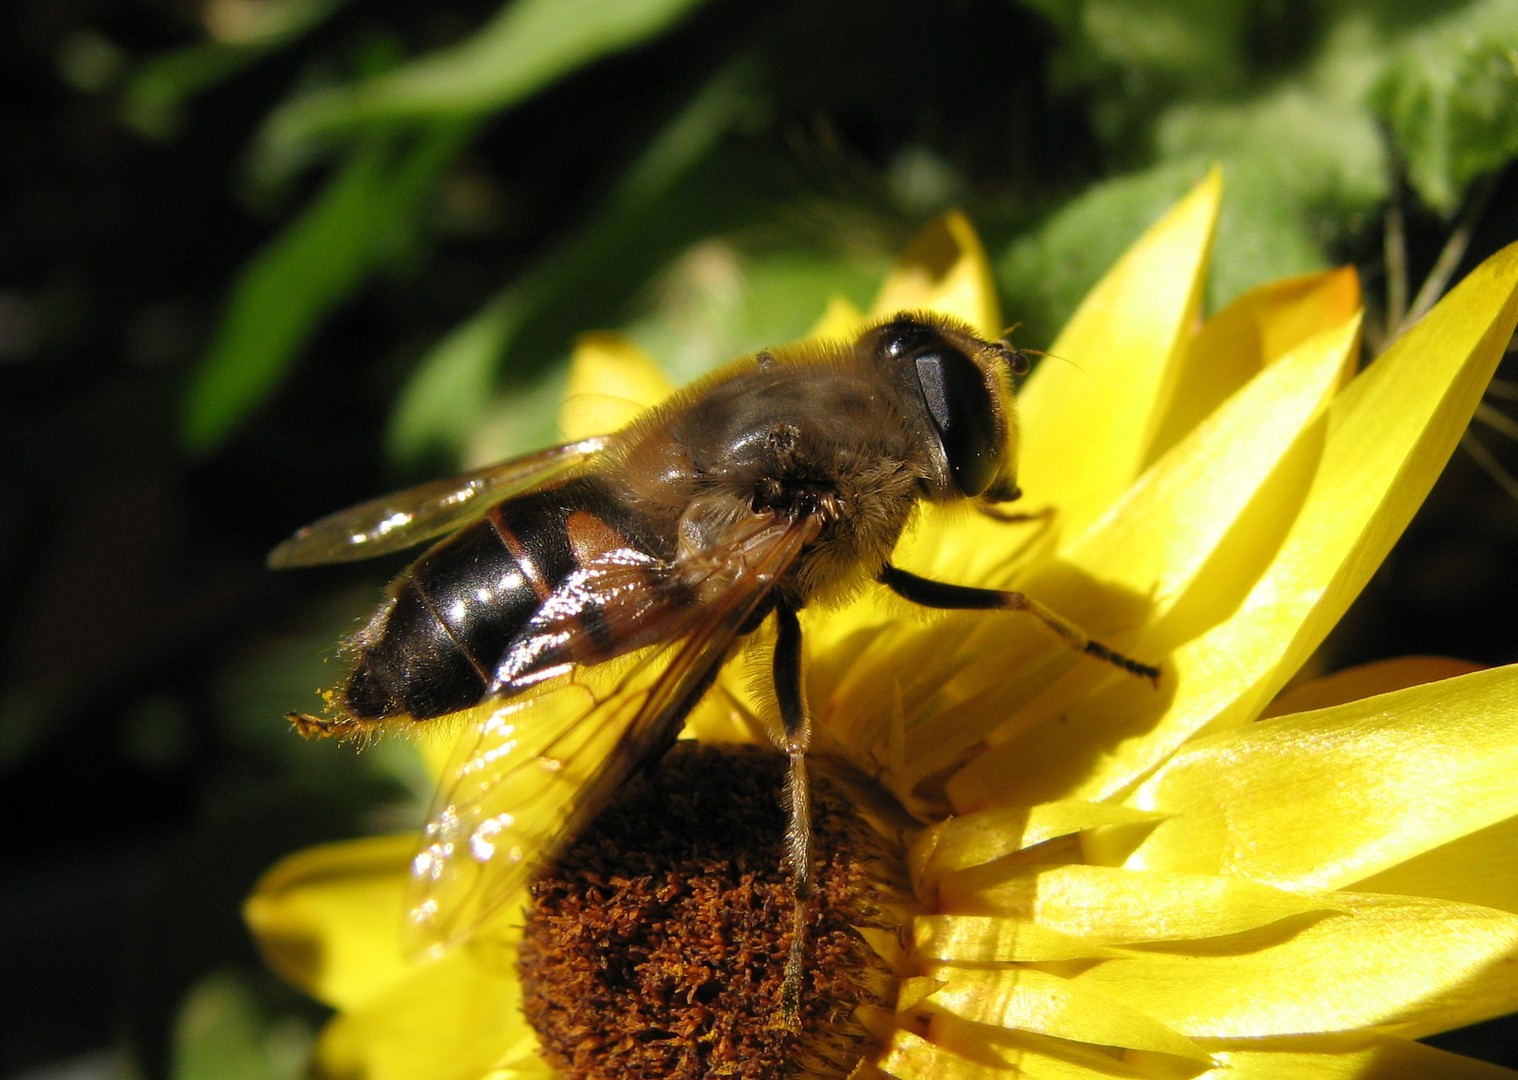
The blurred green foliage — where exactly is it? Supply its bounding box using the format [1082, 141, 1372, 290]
[4, 0, 1517, 1077]
[163, 0, 1518, 464]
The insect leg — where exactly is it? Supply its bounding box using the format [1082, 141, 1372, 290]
[878, 563, 1160, 683]
[771, 602, 814, 1028]
[976, 502, 1054, 525]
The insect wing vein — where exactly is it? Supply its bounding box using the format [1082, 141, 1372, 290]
[268, 436, 610, 568]
[402, 512, 821, 956]
[491, 545, 681, 695]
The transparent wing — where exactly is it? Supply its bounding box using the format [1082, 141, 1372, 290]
[267, 436, 610, 568]
[403, 512, 822, 957]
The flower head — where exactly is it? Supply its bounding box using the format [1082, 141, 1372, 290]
[247, 171, 1518, 1079]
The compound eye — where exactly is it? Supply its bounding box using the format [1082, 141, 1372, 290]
[914, 349, 999, 496]
[883, 319, 933, 359]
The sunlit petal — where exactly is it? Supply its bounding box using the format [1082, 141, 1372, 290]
[913, 915, 1119, 962]
[312, 943, 536, 1080]
[1016, 168, 1220, 543]
[244, 834, 415, 1011]
[961, 239, 1518, 807]
[877, 1025, 1158, 1080]
[917, 965, 1210, 1062]
[1353, 814, 1518, 916]
[1148, 266, 1361, 460]
[908, 800, 1163, 895]
[1262, 655, 1486, 718]
[870, 211, 1001, 337]
[558, 331, 672, 440]
[1125, 664, 1518, 890]
[939, 865, 1342, 945]
[1201, 1039, 1518, 1080]
[946, 309, 1359, 807]
[807, 294, 867, 340]
[1058, 892, 1518, 1039]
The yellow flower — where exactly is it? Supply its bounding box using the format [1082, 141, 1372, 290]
[246, 170, 1518, 1079]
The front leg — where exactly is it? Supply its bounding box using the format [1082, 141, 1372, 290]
[769, 602, 814, 1029]
[878, 564, 1160, 683]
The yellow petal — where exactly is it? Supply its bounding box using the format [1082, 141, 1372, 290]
[415, 724, 458, 782]
[918, 964, 1210, 1062]
[813, 186, 1225, 754]
[1148, 266, 1361, 460]
[870, 211, 1001, 336]
[946, 307, 1359, 808]
[1015, 169, 1220, 543]
[891, 174, 1235, 589]
[679, 679, 768, 744]
[942, 865, 1341, 945]
[1126, 664, 1518, 888]
[1205, 237, 1517, 713]
[913, 914, 1119, 962]
[558, 331, 672, 440]
[877, 1023, 1161, 1080]
[1262, 655, 1485, 718]
[965, 237, 1518, 807]
[1060, 313, 1359, 608]
[808, 294, 867, 340]
[312, 946, 537, 1080]
[1056, 891, 1518, 1040]
[1203, 1038, 1518, 1080]
[1354, 814, 1518, 915]
[244, 834, 415, 1011]
[908, 801, 1163, 897]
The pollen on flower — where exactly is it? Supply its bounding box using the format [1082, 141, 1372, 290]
[518, 742, 904, 1080]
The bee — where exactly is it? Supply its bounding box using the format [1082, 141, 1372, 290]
[271, 311, 1158, 1017]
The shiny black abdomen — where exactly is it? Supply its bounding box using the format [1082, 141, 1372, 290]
[339, 478, 654, 722]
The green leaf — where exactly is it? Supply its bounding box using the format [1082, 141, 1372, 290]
[1149, 85, 1389, 303]
[268, 0, 711, 147]
[1373, 0, 1518, 212]
[626, 246, 887, 386]
[1026, 0, 1260, 152]
[1154, 85, 1389, 215]
[125, 0, 349, 138]
[181, 121, 473, 454]
[386, 290, 527, 465]
[172, 971, 312, 1080]
[128, 44, 268, 138]
[386, 64, 749, 465]
[997, 153, 1348, 343]
[995, 162, 1209, 342]
[1066, 0, 1252, 87]
[1206, 161, 1335, 311]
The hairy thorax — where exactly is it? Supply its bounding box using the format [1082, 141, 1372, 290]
[609, 361, 931, 611]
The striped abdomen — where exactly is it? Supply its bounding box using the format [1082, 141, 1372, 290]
[339, 478, 662, 723]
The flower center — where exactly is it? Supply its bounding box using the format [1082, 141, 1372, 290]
[518, 742, 900, 1079]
